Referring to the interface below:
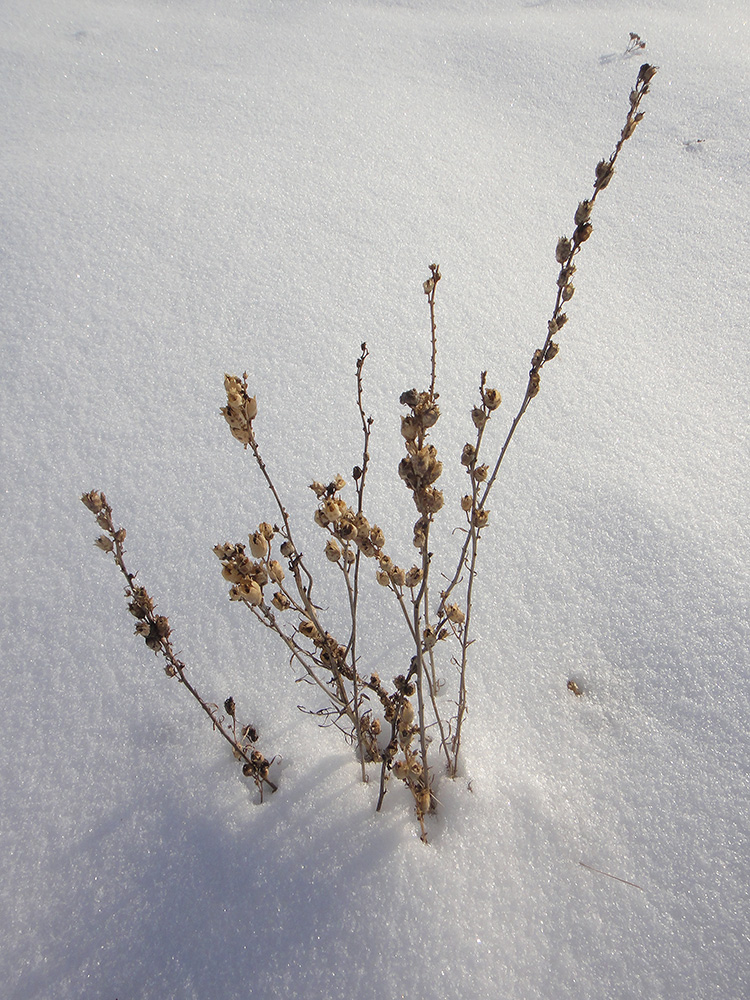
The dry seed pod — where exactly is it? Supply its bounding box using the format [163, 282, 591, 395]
[375, 569, 390, 587]
[404, 566, 423, 588]
[461, 494, 473, 512]
[401, 700, 415, 726]
[445, 603, 465, 625]
[248, 532, 268, 559]
[222, 564, 244, 584]
[353, 513, 370, 540]
[370, 525, 385, 549]
[279, 540, 295, 558]
[474, 464, 488, 483]
[482, 387, 502, 411]
[95, 535, 114, 553]
[401, 415, 420, 441]
[389, 565, 406, 587]
[238, 580, 263, 606]
[419, 403, 440, 429]
[555, 236, 573, 263]
[574, 200, 592, 225]
[309, 481, 326, 498]
[357, 536, 377, 558]
[415, 787, 431, 816]
[258, 522, 275, 541]
[461, 443, 476, 467]
[81, 490, 105, 514]
[322, 498, 341, 524]
[269, 559, 285, 584]
[594, 159, 614, 190]
[393, 759, 409, 780]
[337, 519, 357, 542]
[473, 509, 490, 529]
[325, 539, 341, 563]
[471, 407, 488, 430]
[271, 591, 291, 611]
[298, 619, 317, 639]
[415, 487, 444, 514]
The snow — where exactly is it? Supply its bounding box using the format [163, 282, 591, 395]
[1, 1, 748, 998]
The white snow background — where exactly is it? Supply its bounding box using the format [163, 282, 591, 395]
[1, 0, 748, 997]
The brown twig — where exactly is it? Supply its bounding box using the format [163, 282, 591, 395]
[81, 491, 277, 799]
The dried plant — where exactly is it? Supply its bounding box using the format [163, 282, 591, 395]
[82, 64, 657, 841]
[81, 490, 277, 801]
[625, 32, 647, 57]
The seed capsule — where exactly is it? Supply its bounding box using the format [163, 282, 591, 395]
[269, 560, 285, 584]
[325, 539, 341, 562]
[482, 387, 502, 411]
[445, 603, 465, 625]
[248, 532, 268, 559]
[370, 525, 385, 549]
[555, 236, 573, 263]
[472, 407, 488, 429]
[271, 591, 291, 611]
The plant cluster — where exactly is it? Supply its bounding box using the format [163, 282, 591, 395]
[82, 64, 657, 841]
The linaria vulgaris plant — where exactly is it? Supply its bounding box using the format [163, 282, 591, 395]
[83, 63, 657, 841]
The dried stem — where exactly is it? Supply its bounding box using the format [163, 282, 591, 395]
[81, 491, 277, 799]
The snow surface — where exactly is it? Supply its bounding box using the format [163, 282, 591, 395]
[1, 1, 748, 998]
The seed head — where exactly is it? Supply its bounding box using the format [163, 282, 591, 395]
[325, 539, 341, 563]
[555, 236, 573, 263]
[271, 591, 291, 611]
[482, 387, 502, 411]
[370, 524, 385, 549]
[401, 415, 420, 441]
[471, 407, 488, 430]
[81, 491, 105, 514]
[248, 531, 268, 559]
[574, 200, 592, 226]
[473, 509, 490, 529]
[337, 519, 357, 542]
[445, 603, 465, 625]
[269, 560, 285, 584]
